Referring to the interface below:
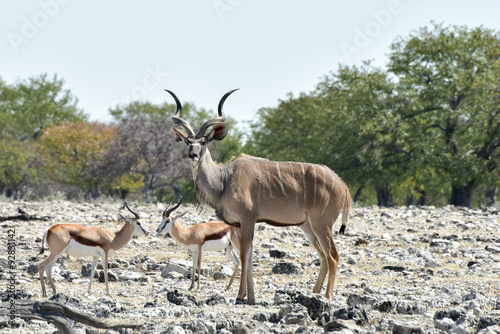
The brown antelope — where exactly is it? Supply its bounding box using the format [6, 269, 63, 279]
[165, 89, 351, 305]
[38, 203, 148, 297]
[156, 196, 240, 290]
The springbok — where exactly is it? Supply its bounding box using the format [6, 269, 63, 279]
[38, 202, 148, 297]
[166, 89, 351, 305]
[156, 196, 240, 290]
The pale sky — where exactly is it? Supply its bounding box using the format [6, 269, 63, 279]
[2, 1, 500, 130]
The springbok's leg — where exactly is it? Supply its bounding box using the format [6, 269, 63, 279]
[189, 251, 196, 290]
[104, 252, 111, 296]
[236, 219, 256, 305]
[300, 220, 327, 294]
[46, 263, 58, 295]
[39, 255, 57, 297]
[197, 245, 202, 290]
[38, 264, 47, 297]
[88, 257, 99, 294]
[38, 243, 68, 297]
[225, 244, 240, 290]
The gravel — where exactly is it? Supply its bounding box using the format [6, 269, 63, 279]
[1, 200, 499, 333]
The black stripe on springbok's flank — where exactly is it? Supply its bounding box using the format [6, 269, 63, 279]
[70, 233, 100, 247]
[204, 226, 230, 242]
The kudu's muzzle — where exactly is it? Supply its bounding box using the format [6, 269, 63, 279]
[188, 144, 202, 162]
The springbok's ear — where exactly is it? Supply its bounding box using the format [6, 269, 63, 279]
[174, 211, 188, 220]
[207, 123, 228, 141]
[117, 213, 127, 221]
[172, 127, 189, 142]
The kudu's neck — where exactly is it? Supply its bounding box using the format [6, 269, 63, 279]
[192, 148, 227, 210]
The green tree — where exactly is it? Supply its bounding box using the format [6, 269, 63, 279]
[0, 73, 86, 140]
[0, 134, 36, 197]
[246, 92, 322, 162]
[110, 100, 211, 128]
[316, 63, 409, 206]
[388, 23, 500, 207]
[0, 74, 86, 198]
[246, 63, 415, 206]
[38, 121, 117, 198]
[247, 23, 500, 208]
[109, 100, 244, 201]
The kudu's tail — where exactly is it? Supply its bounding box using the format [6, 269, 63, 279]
[339, 187, 351, 235]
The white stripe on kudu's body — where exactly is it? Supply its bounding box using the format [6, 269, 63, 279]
[301, 163, 307, 201]
[167, 89, 351, 305]
[276, 162, 287, 196]
[288, 162, 299, 202]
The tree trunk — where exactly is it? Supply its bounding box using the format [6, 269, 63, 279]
[173, 184, 181, 200]
[409, 188, 427, 206]
[405, 189, 414, 206]
[0, 300, 142, 333]
[353, 185, 365, 203]
[450, 180, 476, 208]
[375, 185, 394, 207]
[91, 183, 101, 199]
[87, 181, 101, 199]
[120, 189, 129, 200]
[484, 186, 498, 207]
[142, 175, 155, 203]
[0, 208, 50, 222]
[417, 190, 427, 206]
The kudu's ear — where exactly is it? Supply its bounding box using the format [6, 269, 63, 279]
[172, 127, 189, 142]
[207, 123, 228, 142]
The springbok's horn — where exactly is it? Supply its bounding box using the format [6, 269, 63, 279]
[123, 201, 140, 219]
[164, 196, 183, 217]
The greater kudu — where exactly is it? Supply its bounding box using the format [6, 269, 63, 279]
[166, 89, 351, 305]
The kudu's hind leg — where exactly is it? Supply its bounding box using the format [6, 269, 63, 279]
[308, 214, 340, 302]
[246, 245, 255, 303]
[300, 221, 328, 293]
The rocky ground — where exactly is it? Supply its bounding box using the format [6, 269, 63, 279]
[0, 200, 499, 333]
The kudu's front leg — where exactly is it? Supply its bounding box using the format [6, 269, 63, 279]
[236, 221, 256, 305]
